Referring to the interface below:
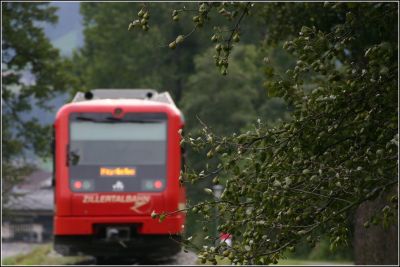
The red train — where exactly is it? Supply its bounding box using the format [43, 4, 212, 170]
[52, 89, 186, 261]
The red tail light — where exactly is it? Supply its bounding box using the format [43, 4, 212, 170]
[74, 181, 82, 189]
[154, 180, 163, 189]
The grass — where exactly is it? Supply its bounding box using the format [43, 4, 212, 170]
[196, 256, 353, 265]
[2, 244, 92, 265]
[274, 259, 353, 265]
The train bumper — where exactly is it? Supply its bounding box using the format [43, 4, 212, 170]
[54, 215, 184, 235]
[54, 234, 182, 257]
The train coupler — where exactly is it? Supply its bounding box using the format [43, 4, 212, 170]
[106, 226, 130, 241]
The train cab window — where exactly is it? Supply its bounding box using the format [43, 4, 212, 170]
[68, 113, 167, 192]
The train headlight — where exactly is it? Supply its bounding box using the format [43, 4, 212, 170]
[143, 180, 164, 190]
[83, 181, 92, 190]
[72, 179, 93, 191]
[144, 180, 154, 190]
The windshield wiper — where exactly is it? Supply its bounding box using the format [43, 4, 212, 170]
[76, 116, 98, 122]
[75, 116, 163, 123]
[105, 117, 162, 123]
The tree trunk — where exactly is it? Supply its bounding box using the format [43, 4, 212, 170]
[354, 186, 398, 265]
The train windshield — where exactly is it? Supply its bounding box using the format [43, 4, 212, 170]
[68, 113, 167, 192]
[70, 122, 166, 165]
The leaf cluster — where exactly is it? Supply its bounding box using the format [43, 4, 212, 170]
[154, 2, 398, 265]
[2, 2, 76, 202]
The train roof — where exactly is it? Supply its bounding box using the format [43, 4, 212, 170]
[66, 89, 184, 122]
[72, 89, 177, 108]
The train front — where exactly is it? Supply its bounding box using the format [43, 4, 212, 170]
[53, 99, 185, 259]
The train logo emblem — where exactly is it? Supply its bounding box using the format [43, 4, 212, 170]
[82, 194, 151, 214]
[130, 197, 151, 213]
[112, 181, 124, 191]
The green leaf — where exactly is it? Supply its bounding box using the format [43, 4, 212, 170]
[159, 213, 166, 222]
[151, 210, 158, 219]
[204, 188, 213, 195]
[176, 35, 185, 44]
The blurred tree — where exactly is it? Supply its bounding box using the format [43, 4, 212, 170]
[182, 45, 287, 135]
[73, 2, 265, 104]
[2, 2, 74, 203]
[139, 2, 398, 264]
[71, 2, 211, 104]
[353, 185, 398, 264]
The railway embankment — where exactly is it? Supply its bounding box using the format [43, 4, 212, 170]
[2, 243, 198, 265]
